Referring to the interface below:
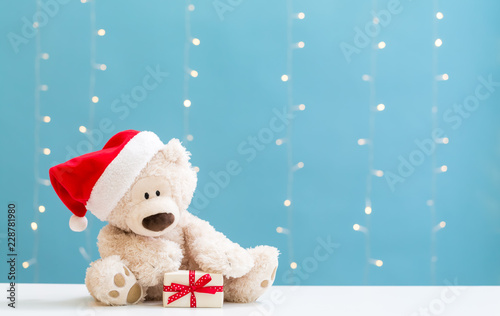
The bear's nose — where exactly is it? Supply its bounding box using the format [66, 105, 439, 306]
[142, 213, 175, 232]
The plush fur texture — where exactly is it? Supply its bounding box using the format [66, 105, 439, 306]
[85, 138, 279, 305]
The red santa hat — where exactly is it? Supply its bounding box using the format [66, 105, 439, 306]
[49, 130, 164, 232]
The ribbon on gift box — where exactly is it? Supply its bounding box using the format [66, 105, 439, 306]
[163, 270, 224, 308]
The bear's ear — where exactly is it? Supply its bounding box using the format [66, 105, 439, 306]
[160, 138, 191, 164]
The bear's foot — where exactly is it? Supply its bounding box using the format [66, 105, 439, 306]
[224, 245, 279, 303]
[85, 255, 144, 305]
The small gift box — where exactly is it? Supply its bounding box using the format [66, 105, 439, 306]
[163, 270, 224, 308]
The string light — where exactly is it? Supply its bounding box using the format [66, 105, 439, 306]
[42, 116, 51, 123]
[31, 222, 38, 231]
[298, 103, 306, 111]
[297, 162, 304, 168]
[91, 96, 99, 103]
[376, 103, 385, 111]
[40, 84, 48, 91]
[276, 139, 284, 146]
[276, 227, 284, 233]
[297, 12, 305, 19]
[97, 28, 105, 36]
[79, 126, 87, 133]
[361, 74, 371, 81]
[297, 41, 305, 48]
[290, 262, 298, 269]
[42, 148, 51, 155]
[22, 261, 30, 269]
[375, 260, 383, 267]
[430, 4, 447, 283]
[373, 170, 384, 177]
[281, 74, 289, 82]
[364, 206, 372, 215]
[353, 224, 360, 231]
[377, 41, 386, 49]
[38, 205, 45, 213]
[183, 2, 196, 144]
[99, 64, 107, 71]
[284, 199, 291, 207]
[193, 166, 200, 173]
[41, 53, 49, 60]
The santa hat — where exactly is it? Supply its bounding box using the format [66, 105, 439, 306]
[49, 130, 164, 232]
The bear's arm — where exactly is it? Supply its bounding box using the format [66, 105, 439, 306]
[97, 224, 183, 287]
[182, 212, 254, 278]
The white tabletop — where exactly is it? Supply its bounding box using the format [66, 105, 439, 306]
[1, 283, 499, 315]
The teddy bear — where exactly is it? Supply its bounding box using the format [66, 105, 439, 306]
[49, 130, 279, 305]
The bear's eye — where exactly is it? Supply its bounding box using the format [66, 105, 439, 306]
[156, 190, 160, 196]
[144, 192, 149, 200]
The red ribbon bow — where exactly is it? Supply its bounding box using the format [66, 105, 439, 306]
[163, 270, 224, 308]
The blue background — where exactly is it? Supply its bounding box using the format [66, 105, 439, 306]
[1, 0, 500, 286]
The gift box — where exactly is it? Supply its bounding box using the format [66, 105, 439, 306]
[163, 270, 224, 308]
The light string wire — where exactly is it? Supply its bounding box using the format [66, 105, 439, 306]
[285, 0, 296, 276]
[31, 0, 43, 282]
[183, 1, 194, 143]
[430, 1, 446, 284]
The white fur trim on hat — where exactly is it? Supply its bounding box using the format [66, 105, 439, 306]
[86, 131, 164, 221]
[69, 215, 88, 232]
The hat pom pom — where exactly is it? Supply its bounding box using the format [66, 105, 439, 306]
[69, 215, 88, 232]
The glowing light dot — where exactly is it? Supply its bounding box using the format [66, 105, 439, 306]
[297, 41, 305, 48]
[440, 165, 448, 172]
[42, 116, 51, 123]
[184, 99, 191, 107]
[365, 206, 372, 215]
[439, 221, 446, 228]
[298, 104, 306, 111]
[92, 96, 99, 103]
[41, 53, 49, 60]
[276, 139, 283, 146]
[187, 134, 194, 141]
[284, 200, 291, 207]
[43, 148, 51, 155]
[362, 74, 371, 81]
[358, 139, 367, 146]
[99, 64, 107, 71]
[442, 74, 449, 81]
[373, 17, 379, 24]
[40, 85, 48, 91]
[31, 222, 38, 231]
[188, 4, 195, 11]
[192, 38, 200, 46]
[374, 170, 384, 177]
[297, 162, 304, 168]
[79, 126, 87, 133]
[81, 0, 87, 3]
[353, 224, 360, 231]
[376, 103, 385, 111]
[297, 12, 305, 19]
[193, 166, 200, 172]
[97, 29, 106, 36]
[39, 205, 46, 213]
[435, 39, 442, 47]
[190, 70, 198, 77]
[23, 262, 29, 269]
[375, 260, 383, 267]
[378, 41, 386, 49]
[442, 137, 449, 144]
[276, 227, 283, 233]
[290, 262, 298, 269]
[281, 75, 289, 82]
[427, 200, 434, 206]
[33, 22, 39, 28]
[436, 12, 444, 20]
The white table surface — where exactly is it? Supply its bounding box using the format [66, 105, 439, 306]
[1, 284, 499, 315]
